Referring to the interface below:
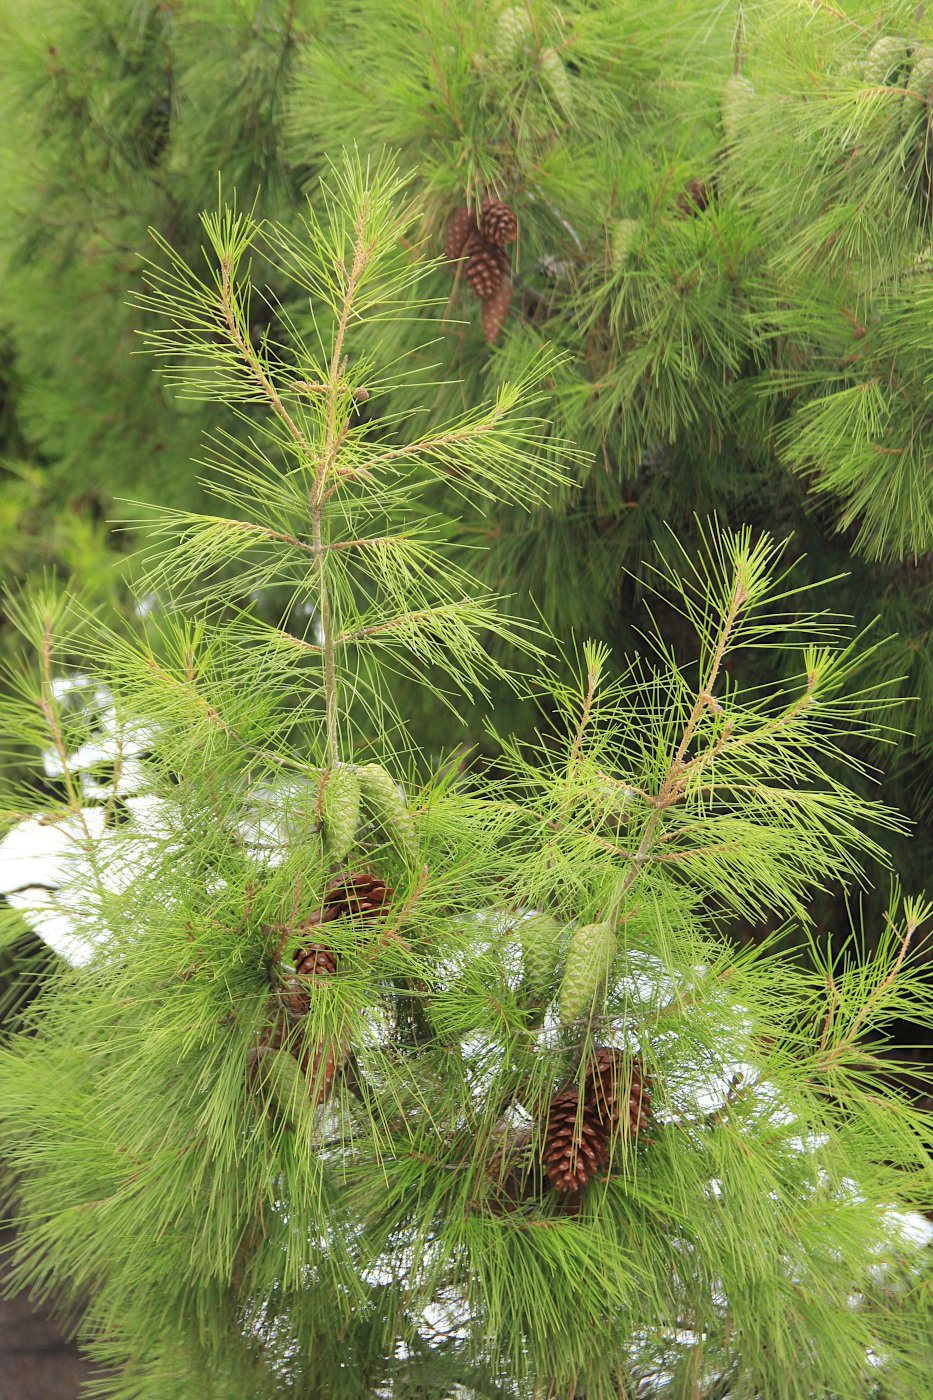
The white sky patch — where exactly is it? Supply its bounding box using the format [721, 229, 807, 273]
[0, 810, 112, 965]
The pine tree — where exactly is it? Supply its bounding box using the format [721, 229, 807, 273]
[284, 0, 933, 898]
[1, 153, 932, 1400]
[5, 0, 933, 873]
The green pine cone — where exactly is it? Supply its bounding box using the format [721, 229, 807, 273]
[720, 73, 754, 145]
[252, 1047, 308, 1129]
[864, 36, 909, 87]
[611, 218, 640, 269]
[519, 912, 563, 1007]
[356, 764, 417, 855]
[906, 46, 933, 129]
[559, 920, 618, 1024]
[495, 5, 533, 64]
[541, 47, 573, 113]
[320, 765, 361, 864]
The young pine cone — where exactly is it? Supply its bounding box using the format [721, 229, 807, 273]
[480, 198, 518, 248]
[464, 235, 507, 300]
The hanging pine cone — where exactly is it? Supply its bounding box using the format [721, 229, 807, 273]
[677, 177, 713, 217]
[626, 1059, 651, 1136]
[464, 235, 507, 300]
[541, 1083, 612, 1194]
[482, 276, 513, 345]
[265, 940, 340, 1035]
[445, 205, 477, 262]
[301, 870, 393, 928]
[542, 1049, 652, 1194]
[288, 945, 338, 1017]
[293, 942, 339, 977]
[480, 198, 518, 248]
[585, 1047, 652, 1138]
[488, 1133, 544, 1214]
[259, 933, 353, 1108]
[297, 1030, 350, 1106]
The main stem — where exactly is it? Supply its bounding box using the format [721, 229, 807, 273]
[220, 199, 371, 769]
[312, 502, 339, 767]
[311, 200, 369, 769]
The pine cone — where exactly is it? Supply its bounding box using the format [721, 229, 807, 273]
[261, 936, 352, 1106]
[445, 205, 477, 262]
[585, 1047, 651, 1137]
[542, 1049, 652, 1195]
[480, 198, 518, 248]
[355, 764, 418, 855]
[721, 73, 754, 145]
[864, 36, 910, 87]
[270, 942, 340, 1024]
[293, 942, 339, 977]
[559, 920, 618, 1024]
[319, 765, 361, 864]
[518, 911, 563, 1009]
[260, 1006, 292, 1054]
[626, 1059, 651, 1136]
[464, 235, 507, 300]
[541, 1083, 611, 1194]
[482, 276, 513, 345]
[298, 1033, 350, 1106]
[677, 177, 713, 217]
[301, 871, 393, 928]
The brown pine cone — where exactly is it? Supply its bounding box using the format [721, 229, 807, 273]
[464, 235, 507, 300]
[301, 871, 393, 928]
[298, 1031, 351, 1107]
[482, 276, 513, 345]
[584, 1046, 624, 1127]
[541, 1084, 612, 1194]
[260, 1005, 292, 1054]
[626, 1058, 651, 1136]
[445, 205, 477, 262]
[275, 943, 338, 1020]
[293, 943, 339, 977]
[480, 198, 518, 247]
[585, 1047, 651, 1137]
[677, 177, 713, 217]
[542, 1050, 652, 1195]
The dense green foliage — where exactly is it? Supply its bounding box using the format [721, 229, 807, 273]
[4, 1, 933, 883]
[1, 160, 932, 1398]
[2, 4, 933, 1392]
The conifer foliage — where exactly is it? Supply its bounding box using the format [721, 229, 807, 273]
[288, 0, 933, 842]
[0, 156, 932, 1400]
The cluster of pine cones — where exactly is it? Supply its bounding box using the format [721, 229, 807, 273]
[259, 871, 393, 1107]
[542, 1047, 651, 1195]
[445, 197, 518, 345]
[492, 1047, 651, 1211]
